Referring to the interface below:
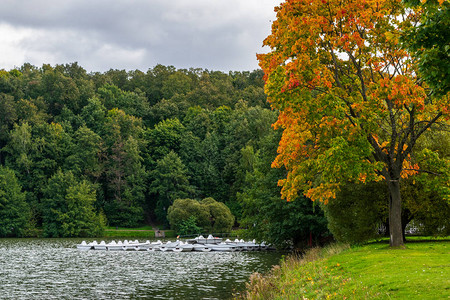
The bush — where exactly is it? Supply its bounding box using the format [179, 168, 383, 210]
[178, 216, 202, 236]
[167, 198, 210, 232]
[201, 197, 234, 233]
[323, 182, 387, 244]
[167, 197, 234, 234]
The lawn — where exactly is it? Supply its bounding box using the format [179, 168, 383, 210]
[327, 238, 449, 299]
[239, 238, 449, 299]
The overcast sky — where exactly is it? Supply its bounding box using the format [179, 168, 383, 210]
[0, 0, 279, 73]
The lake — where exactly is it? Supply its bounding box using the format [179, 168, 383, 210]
[0, 238, 283, 299]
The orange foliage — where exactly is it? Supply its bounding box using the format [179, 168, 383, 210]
[258, 0, 449, 203]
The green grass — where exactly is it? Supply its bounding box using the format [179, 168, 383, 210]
[105, 225, 155, 231]
[103, 230, 156, 238]
[239, 238, 449, 299]
[327, 238, 449, 299]
[103, 225, 177, 239]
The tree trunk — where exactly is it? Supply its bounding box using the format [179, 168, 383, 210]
[388, 178, 404, 247]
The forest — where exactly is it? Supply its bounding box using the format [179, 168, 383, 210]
[0, 63, 305, 239]
[0, 62, 447, 247]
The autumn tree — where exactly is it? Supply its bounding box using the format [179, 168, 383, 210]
[258, 0, 450, 246]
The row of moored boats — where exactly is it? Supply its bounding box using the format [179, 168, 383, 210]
[76, 235, 271, 252]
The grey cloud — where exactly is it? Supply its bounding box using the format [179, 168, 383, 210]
[0, 0, 278, 72]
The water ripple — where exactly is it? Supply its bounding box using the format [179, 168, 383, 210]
[0, 239, 282, 299]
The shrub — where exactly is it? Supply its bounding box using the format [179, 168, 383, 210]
[323, 182, 387, 244]
[168, 197, 234, 234]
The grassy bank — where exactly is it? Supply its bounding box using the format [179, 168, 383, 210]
[103, 226, 176, 239]
[239, 238, 449, 299]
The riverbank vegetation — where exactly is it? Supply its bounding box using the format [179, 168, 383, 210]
[239, 239, 449, 299]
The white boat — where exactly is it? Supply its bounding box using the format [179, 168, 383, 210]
[122, 240, 150, 251]
[205, 243, 237, 252]
[187, 235, 223, 244]
[239, 239, 259, 251]
[192, 244, 212, 252]
[159, 241, 180, 252]
[259, 242, 269, 250]
[136, 240, 155, 251]
[94, 240, 107, 250]
[147, 240, 163, 251]
[173, 241, 194, 252]
[224, 239, 244, 251]
[76, 241, 93, 251]
[105, 240, 124, 251]
[76, 237, 270, 252]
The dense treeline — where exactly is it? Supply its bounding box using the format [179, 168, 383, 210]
[0, 63, 261, 233]
[1, 63, 327, 240]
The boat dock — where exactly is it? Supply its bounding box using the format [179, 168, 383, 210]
[76, 235, 271, 252]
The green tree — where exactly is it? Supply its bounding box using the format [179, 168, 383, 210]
[15, 97, 49, 126]
[149, 151, 194, 225]
[403, 0, 450, 96]
[201, 197, 235, 233]
[161, 71, 192, 99]
[149, 98, 182, 126]
[98, 84, 150, 119]
[4, 122, 34, 178]
[65, 125, 104, 180]
[177, 216, 202, 236]
[167, 197, 234, 234]
[41, 170, 103, 237]
[40, 64, 81, 116]
[80, 97, 107, 134]
[58, 181, 104, 237]
[0, 166, 31, 237]
[101, 109, 146, 227]
[239, 133, 329, 249]
[167, 198, 210, 233]
[324, 130, 450, 243]
[146, 118, 185, 160]
[145, 64, 177, 105]
[0, 93, 17, 162]
[180, 131, 224, 201]
[402, 179, 450, 236]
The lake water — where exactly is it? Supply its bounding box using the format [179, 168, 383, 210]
[0, 238, 283, 299]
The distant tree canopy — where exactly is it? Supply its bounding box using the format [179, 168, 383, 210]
[0, 63, 275, 236]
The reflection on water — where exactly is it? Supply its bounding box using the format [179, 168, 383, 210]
[0, 239, 283, 299]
